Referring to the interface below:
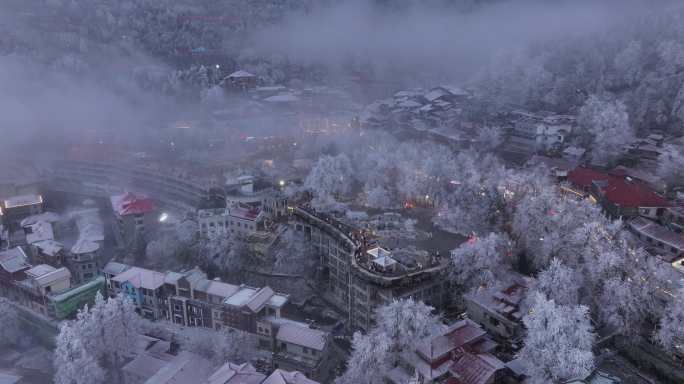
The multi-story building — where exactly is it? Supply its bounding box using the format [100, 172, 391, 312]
[0, 247, 32, 294]
[1, 246, 104, 319]
[106, 265, 291, 334]
[31, 239, 65, 267]
[111, 192, 157, 247]
[69, 238, 101, 284]
[389, 319, 507, 384]
[225, 175, 288, 218]
[198, 205, 266, 238]
[198, 208, 231, 238]
[66, 207, 105, 284]
[272, 323, 334, 383]
[102, 261, 131, 293]
[464, 275, 529, 341]
[1, 194, 44, 229]
[111, 266, 166, 320]
[629, 217, 684, 262]
[16, 264, 71, 316]
[567, 167, 671, 219]
[291, 206, 449, 332]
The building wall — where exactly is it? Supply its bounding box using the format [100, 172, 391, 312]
[68, 252, 99, 284]
[40, 276, 70, 295]
[464, 298, 520, 340]
[273, 341, 332, 383]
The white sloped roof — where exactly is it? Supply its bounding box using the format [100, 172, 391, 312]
[228, 70, 256, 78]
[34, 267, 71, 288]
[262, 369, 320, 384]
[34, 240, 64, 256]
[276, 324, 327, 351]
[0, 247, 30, 273]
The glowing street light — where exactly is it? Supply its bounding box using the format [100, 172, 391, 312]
[159, 213, 169, 223]
[279, 180, 286, 187]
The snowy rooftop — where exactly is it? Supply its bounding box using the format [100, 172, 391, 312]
[245, 286, 275, 313]
[25, 221, 54, 244]
[113, 267, 165, 290]
[145, 351, 214, 384]
[630, 217, 684, 251]
[0, 247, 30, 273]
[33, 240, 64, 256]
[228, 70, 256, 78]
[224, 286, 258, 307]
[70, 238, 100, 255]
[195, 279, 240, 299]
[20, 212, 60, 227]
[262, 369, 320, 384]
[229, 206, 263, 221]
[3, 194, 42, 209]
[267, 293, 289, 308]
[26, 264, 56, 278]
[122, 352, 170, 383]
[367, 247, 397, 268]
[207, 362, 265, 384]
[111, 192, 156, 216]
[264, 94, 300, 103]
[276, 323, 327, 351]
[102, 261, 130, 276]
[33, 267, 71, 288]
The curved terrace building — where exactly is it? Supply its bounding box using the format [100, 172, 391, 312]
[291, 206, 449, 332]
[51, 160, 211, 214]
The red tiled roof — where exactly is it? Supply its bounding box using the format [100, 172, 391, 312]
[448, 351, 504, 384]
[111, 192, 156, 216]
[568, 167, 670, 208]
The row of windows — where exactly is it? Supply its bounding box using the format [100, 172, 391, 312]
[202, 220, 257, 231]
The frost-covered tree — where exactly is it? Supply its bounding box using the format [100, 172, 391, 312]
[657, 144, 684, 189]
[54, 322, 106, 384]
[595, 249, 676, 335]
[335, 331, 391, 384]
[449, 232, 512, 291]
[531, 258, 581, 307]
[435, 152, 507, 235]
[305, 153, 354, 208]
[519, 293, 596, 384]
[512, 186, 604, 271]
[63, 293, 142, 383]
[272, 229, 317, 275]
[196, 235, 250, 278]
[578, 94, 634, 164]
[337, 298, 443, 384]
[374, 298, 444, 352]
[0, 298, 22, 347]
[655, 287, 684, 354]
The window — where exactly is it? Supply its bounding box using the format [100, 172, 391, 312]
[303, 347, 309, 354]
[280, 342, 287, 351]
[488, 316, 500, 327]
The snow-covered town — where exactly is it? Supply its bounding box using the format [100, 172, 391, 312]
[1, 1, 684, 384]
